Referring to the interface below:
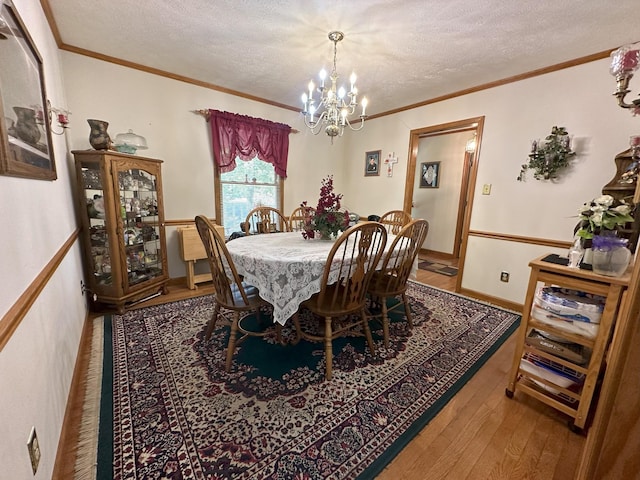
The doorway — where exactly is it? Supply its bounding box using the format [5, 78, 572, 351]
[403, 116, 484, 291]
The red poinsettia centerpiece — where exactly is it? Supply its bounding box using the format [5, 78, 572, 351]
[301, 175, 350, 240]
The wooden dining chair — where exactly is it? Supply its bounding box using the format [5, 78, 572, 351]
[288, 205, 315, 232]
[367, 219, 429, 348]
[379, 210, 412, 235]
[293, 222, 387, 380]
[195, 215, 276, 372]
[243, 206, 290, 234]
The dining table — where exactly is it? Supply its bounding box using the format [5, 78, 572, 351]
[225, 231, 416, 325]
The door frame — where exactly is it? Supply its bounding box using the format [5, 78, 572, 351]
[402, 116, 484, 292]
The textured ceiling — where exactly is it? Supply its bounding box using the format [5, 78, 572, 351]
[47, 0, 639, 117]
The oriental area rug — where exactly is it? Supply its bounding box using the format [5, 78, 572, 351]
[85, 281, 519, 480]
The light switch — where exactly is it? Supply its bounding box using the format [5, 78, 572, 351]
[482, 184, 492, 195]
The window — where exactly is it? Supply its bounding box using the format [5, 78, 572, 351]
[216, 157, 282, 235]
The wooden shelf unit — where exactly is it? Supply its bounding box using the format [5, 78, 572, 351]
[506, 254, 631, 432]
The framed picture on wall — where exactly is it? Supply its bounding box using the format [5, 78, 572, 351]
[0, 1, 57, 181]
[364, 150, 381, 176]
[419, 161, 440, 188]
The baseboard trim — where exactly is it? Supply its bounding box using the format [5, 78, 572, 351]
[419, 249, 455, 261]
[458, 287, 523, 313]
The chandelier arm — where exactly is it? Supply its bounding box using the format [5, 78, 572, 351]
[344, 116, 366, 132]
[303, 111, 328, 135]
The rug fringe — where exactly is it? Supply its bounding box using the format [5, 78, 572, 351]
[73, 317, 104, 480]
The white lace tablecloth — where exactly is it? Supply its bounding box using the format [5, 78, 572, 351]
[226, 232, 343, 325]
[226, 231, 415, 325]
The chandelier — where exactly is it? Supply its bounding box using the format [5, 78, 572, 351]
[610, 41, 640, 114]
[301, 31, 368, 141]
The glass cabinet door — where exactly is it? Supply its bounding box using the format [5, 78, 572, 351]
[79, 161, 113, 287]
[116, 167, 164, 287]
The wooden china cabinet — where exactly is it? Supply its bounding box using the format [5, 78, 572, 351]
[73, 149, 168, 313]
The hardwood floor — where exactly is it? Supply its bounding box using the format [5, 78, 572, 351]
[55, 257, 585, 479]
[377, 254, 585, 479]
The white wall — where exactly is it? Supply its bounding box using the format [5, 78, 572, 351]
[61, 52, 343, 277]
[0, 0, 86, 477]
[343, 59, 638, 303]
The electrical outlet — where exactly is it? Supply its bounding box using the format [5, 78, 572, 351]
[27, 426, 40, 475]
[500, 271, 510, 282]
[482, 184, 492, 195]
[80, 280, 98, 301]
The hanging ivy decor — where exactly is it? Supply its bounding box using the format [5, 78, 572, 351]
[517, 126, 576, 181]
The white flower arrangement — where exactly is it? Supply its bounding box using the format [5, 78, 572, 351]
[576, 195, 634, 240]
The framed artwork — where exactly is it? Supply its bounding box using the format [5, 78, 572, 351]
[364, 150, 381, 176]
[420, 161, 440, 188]
[0, 0, 57, 180]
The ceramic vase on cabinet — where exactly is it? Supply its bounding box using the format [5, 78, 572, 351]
[13, 106, 41, 146]
[87, 119, 111, 150]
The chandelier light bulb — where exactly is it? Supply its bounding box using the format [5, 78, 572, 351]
[301, 93, 308, 104]
[361, 97, 368, 116]
[338, 86, 346, 99]
[319, 69, 327, 87]
[350, 72, 357, 89]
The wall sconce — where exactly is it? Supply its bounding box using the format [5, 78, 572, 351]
[610, 41, 640, 114]
[50, 107, 70, 134]
[38, 99, 70, 134]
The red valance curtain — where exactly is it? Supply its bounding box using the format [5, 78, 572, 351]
[208, 109, 292, 178]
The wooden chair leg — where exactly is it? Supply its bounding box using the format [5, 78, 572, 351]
[225, 313, 240, 372]
[324, 317, 333, 380]
[291, 313, 303, 345]
[361, 310, 376, 354]
[401, 293, 414, 328]
[380, 298, 390, 349]
[205, 303, 220, 340]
